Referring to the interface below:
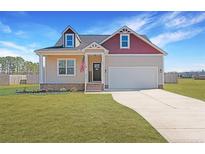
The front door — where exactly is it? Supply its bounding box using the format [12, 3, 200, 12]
[93, 63, 101, 81]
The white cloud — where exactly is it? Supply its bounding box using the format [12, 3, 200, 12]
[27, 42, 38, 48]
[0, 23, 59, 63]
[17, 23, 60, 42]
[83, 13, 156, 34]
[0, 41, 38, 62]
[0, 41, 31, 53]
[84, 12, 205, 47]
[194, 63, 205, 68]
[150, 28, 203, 47]
[119, 13, 155, 33]
[0, 21, 12, 33]
[0, 48, 20, 57]
[161, 12, 182, 22]
[15, 30, 28, 38]
[165, 12, 205, 28]
[12, 23, 60, 46]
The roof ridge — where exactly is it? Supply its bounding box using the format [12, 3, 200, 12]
[79, 34, 110, 36]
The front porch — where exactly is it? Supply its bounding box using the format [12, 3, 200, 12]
[84, 53, 105, 92]
[37, 42, 108, 92]
[84, 42, 108, 92]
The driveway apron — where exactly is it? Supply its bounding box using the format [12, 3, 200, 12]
[112, 89, 205, 143]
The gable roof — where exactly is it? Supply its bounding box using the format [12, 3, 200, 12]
[36, 25, 166, 55]
[62, 25, 81, 42]
[82, 41, 109, 53]
[55, 35, 109, 49]
[100, 26, 167, 55]
[54, 34, 150, 49]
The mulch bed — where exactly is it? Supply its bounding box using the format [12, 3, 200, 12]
[16, 90, 69, 94]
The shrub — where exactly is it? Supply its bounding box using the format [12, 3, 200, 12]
[70, 87, 78, 92]
[23, 87, 27, 92]
[60, 88, 67, 92]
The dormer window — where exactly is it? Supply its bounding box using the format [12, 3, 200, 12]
[120, 34, 130, 49]
[65, 34, 74, 48]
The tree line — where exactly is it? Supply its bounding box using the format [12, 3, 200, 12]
[0, 56, 39, 74]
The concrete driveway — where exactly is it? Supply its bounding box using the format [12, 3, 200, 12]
[112, 89, 205, 143]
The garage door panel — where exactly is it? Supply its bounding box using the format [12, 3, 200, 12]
[108, 67, 158, 89]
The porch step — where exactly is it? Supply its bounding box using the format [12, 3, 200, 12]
[86, 83, 104, 92]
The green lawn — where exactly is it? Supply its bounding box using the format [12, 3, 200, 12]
[0, 85, 166, 143]
[0, 84, 39, 96]
[164, 78, 205, 101]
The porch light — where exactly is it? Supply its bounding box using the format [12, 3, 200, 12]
[160, 69, 163, 73]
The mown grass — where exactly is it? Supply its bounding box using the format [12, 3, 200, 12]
[0, 85, 166, 143]
[164, 78, 205, 101]
[0, 84, 39, 96]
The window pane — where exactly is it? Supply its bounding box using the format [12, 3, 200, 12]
[66, 34, 74, 47]
[59, 60, 66, 68]
[67, 68, 74, 75]
[67, 40, 73, 46]
[67, 35, 73, 40]
[59, 68, 66, 75]
[67, 60, 74, 67]
[122, 35, 128, 41]
[122, 41, 128, 47]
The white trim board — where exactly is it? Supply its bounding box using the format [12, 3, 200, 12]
[65, 33, 74, 48]
[35, 51, 84, 56]
[120, 33, 130, 49]
[106, 54, 163, 56]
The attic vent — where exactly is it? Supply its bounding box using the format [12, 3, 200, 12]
[91, 44, 97, 48]
[89, 43, 101, 49]
[120, 28, 130, 33]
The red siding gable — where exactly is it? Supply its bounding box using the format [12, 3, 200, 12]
[102, 33, 162, 54]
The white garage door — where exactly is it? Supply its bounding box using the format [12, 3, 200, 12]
[108, 67, 158, 89]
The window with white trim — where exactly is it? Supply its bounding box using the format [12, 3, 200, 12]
[120, 34, 130, 48]
[58, 59, 76, 76]
[65, 34, 74, 48]
[67, 59, 75, 75]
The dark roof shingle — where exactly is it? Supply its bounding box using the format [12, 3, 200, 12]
[38, 34, 151, 51]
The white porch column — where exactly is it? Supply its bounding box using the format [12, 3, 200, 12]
[162, 56, 164, 86]
[39, 55, 44, 84]
[84, 54, 88, 91]
[101, 53, 105, 85]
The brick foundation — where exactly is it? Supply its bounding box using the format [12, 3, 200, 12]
[40, 83, 162, 91]
[40, 83, 85, 91]
[86, 83, 104, 92]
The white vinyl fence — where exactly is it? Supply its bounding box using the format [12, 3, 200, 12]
[164, 72, 178, 83]
[9, 75, 27, 85]
[0, 74, 39, 86]
[0, 74, 9, 86]
[26, 74, 39, 84]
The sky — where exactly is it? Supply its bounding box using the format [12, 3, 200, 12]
[0, 11, 205, 72]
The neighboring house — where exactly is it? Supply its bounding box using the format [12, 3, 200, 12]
[35, 25, 167, 91]
[179, 71, 205, 78]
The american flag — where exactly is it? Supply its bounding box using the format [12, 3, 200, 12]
[80, 56, 86, 72]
